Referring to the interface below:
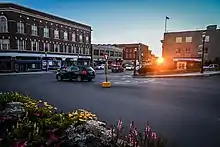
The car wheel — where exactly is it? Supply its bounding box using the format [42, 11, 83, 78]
[77, 76, 82, 82]
[56, 75, 63, 81]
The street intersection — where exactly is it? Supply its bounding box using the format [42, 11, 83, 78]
[0, 71, 220, 147]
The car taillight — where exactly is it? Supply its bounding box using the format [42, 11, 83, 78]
[82, 70, 87, 75]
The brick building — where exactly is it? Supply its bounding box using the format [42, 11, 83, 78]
[92, 44, 123, 65]
[0, 3, 92, 72]
[116, 43, 150, 64]
[161, 25, 220, 70]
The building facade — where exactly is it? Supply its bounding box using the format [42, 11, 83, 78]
[116, 43, 150, 64]
[0, 3, 92, 72]
[162, 25, 220, 69]
[92, 44, 123, 65]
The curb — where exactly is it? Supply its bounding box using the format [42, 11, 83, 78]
[0, 71, 54, 76]
[132, 72, 220, 78]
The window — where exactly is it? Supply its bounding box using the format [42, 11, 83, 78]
[94, 49, 99, 55]
[68, 46, 72, 53]
[17, 40, 25, 50]
[110, 51, 114, 56]
[72, 33, 76, 42]
[85, 48, 90, 54]
[0, 16, 8, 33]
[205, 36, 209, 42]
[79, 34, 83, 43]
[176, 37, 182, 43]
[86, 36, 89, 44]
[64, 31, 68, 40]
[64, 45, 68, 53]
[0, 39, 9, 50]
[43, 43, 50, 52]
[31, 41, 38, 51]
[44, 27, 49, 38]
[185, 37, 192, 43]
[54, 30, 59, 39]
[54, 44, 60, 52]
[176, 48, 181, 54]
[185, 48, 190, 53]
[17, 22, 24, 34]
[31, 25, 38, 36]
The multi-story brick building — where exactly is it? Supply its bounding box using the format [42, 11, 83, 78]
[116, 43, 150, 64]
[92, 44, 123, 65]
[161, 25, 220, 70]
[0, 3, 92, 72]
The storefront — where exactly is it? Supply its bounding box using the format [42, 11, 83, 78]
[173, 58, 201, 70]
[0, 56, 12, 72]
[41, 57, 62, 70]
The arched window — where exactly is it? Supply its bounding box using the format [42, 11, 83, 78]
[0, 16, 8, 33]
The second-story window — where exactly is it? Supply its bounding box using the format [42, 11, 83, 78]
[176, 48, 181, 54]
[54, 30, 59, 39]
[17, 22, 24, 34]
[72, 33, 76, 42]
[86, 36, 89, 44]
[31, 41, 38, 51]
[64, 31, 68, 40]
[17, 40, 25, 50]
[31, 25, 38, 36]
[44, 27, 49, 38]
[185, 48, 190, 53]
[79, 34, 83, 43]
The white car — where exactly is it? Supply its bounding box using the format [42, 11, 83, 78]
[95, 65, 105, 70]
[125, 65, 134, 70]
[203, 64, 219, 69]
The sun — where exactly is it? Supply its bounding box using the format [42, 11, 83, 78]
[156, 57, 164, 65]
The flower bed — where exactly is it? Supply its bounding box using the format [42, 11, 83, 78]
[0, 92, 167, 147]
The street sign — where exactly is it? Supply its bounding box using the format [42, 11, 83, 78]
[104, 54, 108, 60]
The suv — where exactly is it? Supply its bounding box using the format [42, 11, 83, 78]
[56, 65, 96, 82]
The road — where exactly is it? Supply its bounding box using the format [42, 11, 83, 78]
[0, 71, 220, 147]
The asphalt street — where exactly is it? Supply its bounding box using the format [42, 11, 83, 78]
[0, 71, 220, 147]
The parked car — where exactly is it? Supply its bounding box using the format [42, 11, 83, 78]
[95, 64, 105, 70]
[203, 64, 219, 69]
[111, 65, 124, 73]
[125, 65, 134, 70]
[56, 65, 96, 82]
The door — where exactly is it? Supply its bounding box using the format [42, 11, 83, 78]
[70, 66, 80, 79]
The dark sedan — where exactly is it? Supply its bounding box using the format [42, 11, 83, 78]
[56, 65, 96, 82]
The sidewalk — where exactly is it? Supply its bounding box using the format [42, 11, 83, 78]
[0, 71, 54, 76]
[133, 71, 220, 78]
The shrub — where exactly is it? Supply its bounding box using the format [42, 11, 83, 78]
[0, 92, 167, 147]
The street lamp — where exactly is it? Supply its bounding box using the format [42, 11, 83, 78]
[201, 32, 206, 73]
[133, 48, 137, 76]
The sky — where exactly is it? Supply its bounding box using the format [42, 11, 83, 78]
[3, 0, 220, 56]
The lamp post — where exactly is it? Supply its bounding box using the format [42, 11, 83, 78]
[45, 52, 48, 72]
[201, 32, 206, 73]
[133, 48, 137, 76]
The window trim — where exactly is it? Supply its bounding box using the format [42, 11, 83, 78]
[17, 21, 25, 34]
[64, 31, 68, 40]
[185, 36, 192, 43]
[175, 37, 182, 43]
[0, 15, 8, 33]
[31, 25, 38, 36]
[54, 29, 59, 39]
[17, 40, 25, 50]
[0, 39, 10, 50]
[43, 27, 49, 38]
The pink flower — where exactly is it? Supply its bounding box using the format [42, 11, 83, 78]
[50, 132, 58, 141]
[33, 113, 40, 116]
[152, 132, 157, 139]
[117, 119, 122, 130]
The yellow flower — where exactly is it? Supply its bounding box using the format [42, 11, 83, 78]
[44, 102, 49, 106]
[68, 113, 73, 117]
[79, 119, 86, 122]
[39, 100, 42, 103]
